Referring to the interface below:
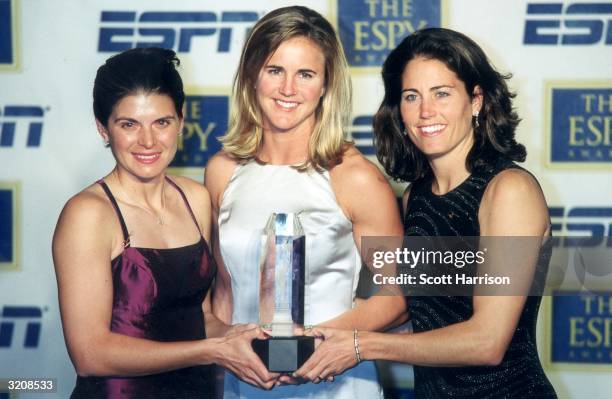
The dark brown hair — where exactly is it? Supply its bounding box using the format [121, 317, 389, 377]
[374, 28, 525, 182]
[93, 47, 184, 127]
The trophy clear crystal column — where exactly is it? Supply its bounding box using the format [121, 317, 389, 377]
[252, 213, 315, 373]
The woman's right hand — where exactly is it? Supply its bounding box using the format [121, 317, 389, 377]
[213, 324, 279, 390]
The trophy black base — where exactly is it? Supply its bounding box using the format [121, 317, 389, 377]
[252, 336, 315, 373]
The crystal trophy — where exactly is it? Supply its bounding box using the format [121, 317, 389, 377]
[251, 213, 315, 373]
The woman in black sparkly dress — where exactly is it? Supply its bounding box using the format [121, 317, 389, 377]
[295, 28, 557, 398]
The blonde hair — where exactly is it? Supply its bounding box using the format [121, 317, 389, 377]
[220, 6, 352, 170]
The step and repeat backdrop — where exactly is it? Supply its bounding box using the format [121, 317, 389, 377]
[1, 0, 611, 398]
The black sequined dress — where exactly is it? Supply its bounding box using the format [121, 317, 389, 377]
[404, 158, 557, 398]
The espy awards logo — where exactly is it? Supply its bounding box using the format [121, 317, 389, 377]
[169, 92, 229, 171]
[0, 0, 18, 71]
[550, 293, 612, 366]
[546, 82, 612, 167]
[336, 0, 442, 68]
[0, 182, 19, 271]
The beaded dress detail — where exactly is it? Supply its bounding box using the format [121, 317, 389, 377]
[404, 159, 557, 398]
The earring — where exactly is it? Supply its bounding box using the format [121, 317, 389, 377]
[473, 112, 480, 128]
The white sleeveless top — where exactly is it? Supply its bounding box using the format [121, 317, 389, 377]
[218, 161, 383, 399]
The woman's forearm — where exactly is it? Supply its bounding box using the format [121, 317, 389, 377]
[70, 333, 221, 377]
[319, 295, 407, 331]
[359, 319, 504, 367]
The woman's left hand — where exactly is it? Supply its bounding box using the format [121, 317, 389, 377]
[293, 327, 358, 383]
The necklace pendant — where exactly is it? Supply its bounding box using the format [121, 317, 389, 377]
[158, 218, 165, 226]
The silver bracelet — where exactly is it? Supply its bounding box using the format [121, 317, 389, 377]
[353, 329, 362, 363]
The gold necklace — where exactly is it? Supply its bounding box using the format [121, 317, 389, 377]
[115, 173, 167, 226]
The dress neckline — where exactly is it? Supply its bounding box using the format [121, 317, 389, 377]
[110, 237, 204, 264]
[252, 157, 305, 167]
[98, 176, 205, 250]
[426, 172, 473, 198]
[127, 237, 203, 252]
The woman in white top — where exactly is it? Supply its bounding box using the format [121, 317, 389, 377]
[204, 6, 405, 398]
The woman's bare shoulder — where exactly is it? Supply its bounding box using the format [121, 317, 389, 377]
[332, 145, 388, 187]
[204, 150, 240, 208]
[168, 175, 210, 202]
[206, 151, 239, 176]
[61, 184, 114, 222]
[53, 183, 117, 252]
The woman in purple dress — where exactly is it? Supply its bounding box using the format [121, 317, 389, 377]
[53, 47, 277, 398]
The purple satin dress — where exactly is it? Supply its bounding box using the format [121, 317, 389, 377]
[70, 178, 216, 398]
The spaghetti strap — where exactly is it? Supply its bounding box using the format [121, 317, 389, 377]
[97, 180, 131, 247]
[165, 177, 203, 236]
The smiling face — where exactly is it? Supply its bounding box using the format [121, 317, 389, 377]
[400, 56, 481, 163]
[96, 92, 183, 182]
[255, 36, 326, 136]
